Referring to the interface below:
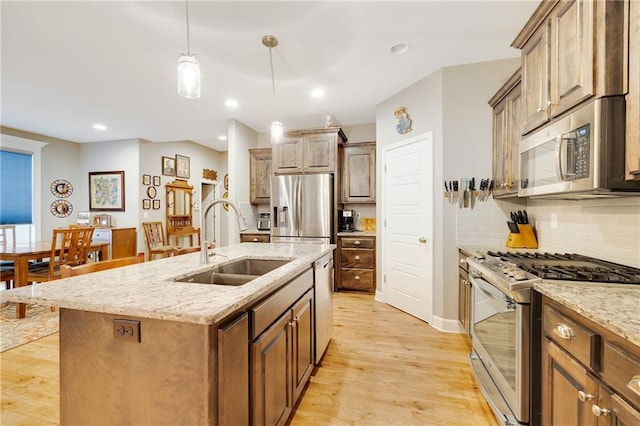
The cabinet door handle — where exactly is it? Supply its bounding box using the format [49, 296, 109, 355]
[552, 323, 575, 340]
[577, 390, 594, 402]
[627, 375, 640, 397]
[354, 240, 361, 245]
[354, 255, 360, 260]
[591, 405, 610, 417]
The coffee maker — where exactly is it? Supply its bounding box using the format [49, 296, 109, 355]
[338, 209, 355, 231]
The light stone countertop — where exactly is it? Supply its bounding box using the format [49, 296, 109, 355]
[0, 243, 335, 326]
[534, 282, 640, 348]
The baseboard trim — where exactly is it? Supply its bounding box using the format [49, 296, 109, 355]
[430, 315, 462, 333]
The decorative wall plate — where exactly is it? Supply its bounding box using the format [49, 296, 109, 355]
[223, 191, 229, 211]
[147, 186, 157, 199]
[51, 199, 73, 218]
[51, 179, 73, 198]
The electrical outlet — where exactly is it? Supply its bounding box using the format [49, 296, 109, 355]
[113, 319, 141, 342]
[550, 213, 558, 229]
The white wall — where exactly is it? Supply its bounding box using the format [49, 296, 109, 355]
[376, 57, 521, 329]
[227, 119, 259, 245]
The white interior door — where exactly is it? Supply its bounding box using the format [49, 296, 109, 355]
[382, 132, 433, 323]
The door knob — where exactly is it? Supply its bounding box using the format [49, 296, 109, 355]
[419, 237, 427, 244]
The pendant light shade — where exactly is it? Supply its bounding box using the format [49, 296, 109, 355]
[177, 53, 200, 99]
[271, 120, 283, 144]
[263, 35, 282, 144]
[177, 0, 200, 99]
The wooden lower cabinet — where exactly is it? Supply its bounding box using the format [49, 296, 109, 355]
[251, 289, 314, 426]
[337, 235, 375, 293]
[218, 313, 249, 425]
[240, 233, 270, 243]
[540, 295, 640, 425]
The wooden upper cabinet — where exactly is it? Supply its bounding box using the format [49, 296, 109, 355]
[340, 142, 376, 203]
[521, 19, 550, 134]
[272, 137, 303, 174]
[489, 70, 521, 198]
[513, 0, 626, 135]
[249, 148, 272, 204]
[272, 127, 347, 174]
[627, 0, 640, 180]
[550, 0, 594, 118]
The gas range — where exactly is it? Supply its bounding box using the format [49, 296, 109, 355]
[466, 250, 640, 303]
[486, 251, 640, 284]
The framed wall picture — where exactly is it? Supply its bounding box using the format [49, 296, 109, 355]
[153, 175, 161, 186]
[89, 171, 125, 211]
[143, 199, 151, 210]
[162, 156, 176, 176]
[152, 199, 160, 210]
[147, 186, 157, 199]
[176, 154, 190, 179]
[142, 174, 151, 185]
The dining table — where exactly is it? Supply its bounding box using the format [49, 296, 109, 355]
[0, 241, 110, 319]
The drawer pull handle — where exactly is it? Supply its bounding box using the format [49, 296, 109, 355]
[252, 238, 259, 242]
[354, 275, 361, 280]
[355, 255, 360, 260]
[354, 240, 361, 245]
[591, 405, 610, 417]
[627, 375, 640, 397]
[577, 390, 594, 402]
[553, 323, 575, 340]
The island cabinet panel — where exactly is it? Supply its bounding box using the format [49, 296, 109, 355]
[291, 290, 314, 403]
[59, 309, 216, 425]
[218, 313, 249, 426]
[539, 294, 640, 425]
[250, 148, 273, 204]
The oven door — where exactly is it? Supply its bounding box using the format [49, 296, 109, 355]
[470, 275, 529, 424]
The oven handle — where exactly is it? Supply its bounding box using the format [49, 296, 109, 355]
[470, 274, 514, 305]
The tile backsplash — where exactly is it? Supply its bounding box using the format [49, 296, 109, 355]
[456, 197, 640, 267]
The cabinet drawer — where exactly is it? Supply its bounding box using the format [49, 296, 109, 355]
[341, 249, 374, 269]
[341, 237, 374, 249]
[603, 341, 640, 408]
[340, 269, 374, 292]
[240, 234, 270, 243]
[543, 305, 601, 371]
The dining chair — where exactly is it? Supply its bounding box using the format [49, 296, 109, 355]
[60, 253, 144, 278]
[27, 227, 95, 283]
[142, 222, 178, 261]
[0, 225, 16, 288]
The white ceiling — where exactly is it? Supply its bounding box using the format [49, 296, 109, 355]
[1, 1, 538, 151]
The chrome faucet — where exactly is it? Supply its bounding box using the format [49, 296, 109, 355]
[200, 198, 249, 264]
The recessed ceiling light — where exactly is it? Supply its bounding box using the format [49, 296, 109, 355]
[225, 99, 239, 108]
[218, 135, 227, 141]
[311, 88, 325, 98]
[390, 42, 410, 55]
[92, 123, 107, 131]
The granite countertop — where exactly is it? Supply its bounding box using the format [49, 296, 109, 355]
[534, 282, 640, 348]
[0, 243, 334, 326]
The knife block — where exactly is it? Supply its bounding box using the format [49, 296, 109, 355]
[506, 224, 538, 249]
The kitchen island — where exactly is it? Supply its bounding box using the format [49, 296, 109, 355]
[0, 242, 335, 425]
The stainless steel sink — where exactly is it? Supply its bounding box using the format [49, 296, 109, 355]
[175, 258, 291, 286]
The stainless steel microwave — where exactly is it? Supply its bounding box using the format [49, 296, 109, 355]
[519, 96, 640, 198]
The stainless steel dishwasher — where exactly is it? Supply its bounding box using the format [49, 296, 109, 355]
[314, 252, 334, 364]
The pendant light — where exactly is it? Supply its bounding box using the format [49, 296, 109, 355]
[262, 35, 283, 144]
[177, 0, 200, 99]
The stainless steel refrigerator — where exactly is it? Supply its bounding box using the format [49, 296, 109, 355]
[270, 174, 333, 243]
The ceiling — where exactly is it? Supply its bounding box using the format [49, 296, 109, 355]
[1, 1, 538, 152]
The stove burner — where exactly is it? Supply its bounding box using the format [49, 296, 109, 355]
[485, 251, 640, 284]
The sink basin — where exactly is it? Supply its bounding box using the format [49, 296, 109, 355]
[174, 258, 291, 286]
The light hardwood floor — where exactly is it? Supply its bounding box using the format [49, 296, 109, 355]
[1, 293, 496, 425]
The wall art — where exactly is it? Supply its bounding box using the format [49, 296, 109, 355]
[89, 171, 125, 211]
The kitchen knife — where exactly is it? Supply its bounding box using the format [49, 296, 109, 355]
[517, 211, 525, 224]
[507, 221, 520, 233]
[511, 212, 519, 224]
[522, 210, 529, 224]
